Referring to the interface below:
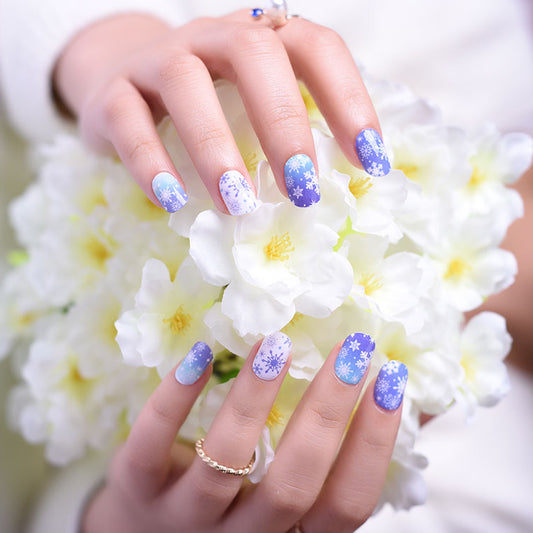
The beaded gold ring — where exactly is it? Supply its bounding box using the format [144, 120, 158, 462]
[195, 438, 256, 477]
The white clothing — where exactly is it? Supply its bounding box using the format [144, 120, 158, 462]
[0, 1, 532, 532]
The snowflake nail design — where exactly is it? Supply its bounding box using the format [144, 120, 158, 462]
[219, 170, 258, 216]
[374, 360, 408, 410]
[355, 129, 391, 177]
[152, 172, 188, 213]
[252, 332, 292, 380]
[175, 341, 213, 385]
[284, 154, 320, 207]
[335, 332, 375, 385]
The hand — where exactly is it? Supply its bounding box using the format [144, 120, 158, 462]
[82, 332, 406, 533]
[54, 10, 388, 215]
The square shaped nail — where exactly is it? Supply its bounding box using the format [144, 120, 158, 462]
[284, 154, 320, 207]
[335, 332, 375, 385]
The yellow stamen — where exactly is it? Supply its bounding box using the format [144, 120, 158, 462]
[163, 305, 192, 334]
[396, 163, 421, 182]
[461, 356, 476, 382]
[264, 232, 295, 261]
[444, 258, 471, 280]
[360, 273, 384, 295]
[349, 176, 373, 199]
[266, 404, 284, 428]
[467, 167, 485, 189]
[85, 235, 115, 269]
[243, 152, 259, 174]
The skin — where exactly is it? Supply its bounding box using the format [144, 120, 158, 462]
[82, 339, 402, 533]
[53, 10, 382, 214]
[53, 11, 401, 532]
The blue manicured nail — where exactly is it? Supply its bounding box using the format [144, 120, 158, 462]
[152, 171, 188, 212]
[335, 332, 375, 385]
[252, 332, 292, 381]
[374, 360, 408, 410]
[284, 154, 320, 207]
[175, 342, 213, 385]
[219, 170, 258, 215]
[355, 129, 391, 177]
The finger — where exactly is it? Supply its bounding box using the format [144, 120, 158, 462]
[132, 47, 259, 216]
[225, 333, 376, 532]
[190, 14, 320, 208]
[114, 342, 213, 499]
[302, 361, 407, 533]
[166, 332, 292, 527]
[82, 77, 189, 213]
[278, 18, 391, 177]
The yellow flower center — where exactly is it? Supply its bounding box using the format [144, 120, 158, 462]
[444, 258, 471, 280]
[349, 176, 373, 199]
[84, 233, 116, 270]
[266, 404, 284, 428]
[396, 162, 421, 183]
[360, 273, 384, 295]
[243, 152, 259, 174]
[264, 232, 295, 261]
[461, 356, 476, 382]
[59, 357, 95, 403]
[163, 305, 192, 335]
[467, 167, 485, 190]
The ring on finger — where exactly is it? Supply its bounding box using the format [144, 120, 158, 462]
[195, 438, 256, 477]
[251, 1, 297, 29]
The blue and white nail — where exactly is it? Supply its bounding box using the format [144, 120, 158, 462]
[152, 172, 188, 213]
[355, 129, 391, 177]
[284, 154, 320, 207]
[219, 170, 258, 216]
[175, 341, 213, 385]
[335, 332, 375, 385]
[252, 332, 292, 381]
[374, 360, 408, 411]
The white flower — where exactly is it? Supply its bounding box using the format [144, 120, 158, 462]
[456, 312, 512, 419]
[115, 258, 220, 376]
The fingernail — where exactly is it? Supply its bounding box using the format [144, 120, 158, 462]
[219, 170, 258, 215]
[252, 332, 292, 381]
[335, 332, 375, 385]
[284, 154, 320, 207]
[374, 360, 408, 410]
[175, 341, 213, 385]
[152, 171, 188, 212]
[355, 129, 391, 177]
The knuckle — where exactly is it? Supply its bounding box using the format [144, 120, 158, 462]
[157, 51, 204, 86]
[359, 429, 393, 458]
[308, 401, 346, 431]
[124, 135, 161, 164]
[231, 25, 277, 56]
[192, 124, 228, 151]
[147, 394, 176, 432]
[307, 25, 345, 51]
[264, 100, 306, 130]
[191, 470, 235, 504]
[328, 496, 373, 530]
[98, 85, 132, 127]
[228, 403, 261, 429]
[264, 480, 313, 516]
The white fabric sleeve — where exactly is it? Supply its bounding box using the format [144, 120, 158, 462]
[0, 0, 189, 142]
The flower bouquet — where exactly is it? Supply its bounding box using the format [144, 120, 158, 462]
[1, 77, 531, 511]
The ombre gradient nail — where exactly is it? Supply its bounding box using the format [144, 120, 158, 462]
[219, 170, 258, 215]
[374, 360, 408, 410]
[355, 129, 391, 177]
[152, 171, 188, 212]
[175, 342, 213, 385]
[252, 332, 292, 381]
[284, 154, 320, 207]
[335, 332, 375, 385]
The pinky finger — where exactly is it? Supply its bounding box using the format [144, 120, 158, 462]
[114, 342, 213, 499]
[81, 78, 188, 213]
[301, 361, 408, 533]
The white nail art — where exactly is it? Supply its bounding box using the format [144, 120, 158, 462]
[252, 332, 291, 380]
[219, 171, 258, 216]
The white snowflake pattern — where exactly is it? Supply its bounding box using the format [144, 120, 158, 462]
[336, 361, 352, 380]
[287, 156, 305, 172]
[292, 186, 304, 199]
[375, 378, 390, 395]
[384, 360, 402, 375]
[338, 347, 349, 359]
[358, 143, 374, 160]
[369, 162, 385, 177]
[349, 339, 360, 351]
[394, 375, 408, 394]
[159, 187, 174, 204]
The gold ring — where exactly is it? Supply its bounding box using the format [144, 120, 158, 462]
[195, 438, 255, 476]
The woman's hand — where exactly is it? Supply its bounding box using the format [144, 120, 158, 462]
[82, 332, 406, 533]
[54, 10, 389, 215]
